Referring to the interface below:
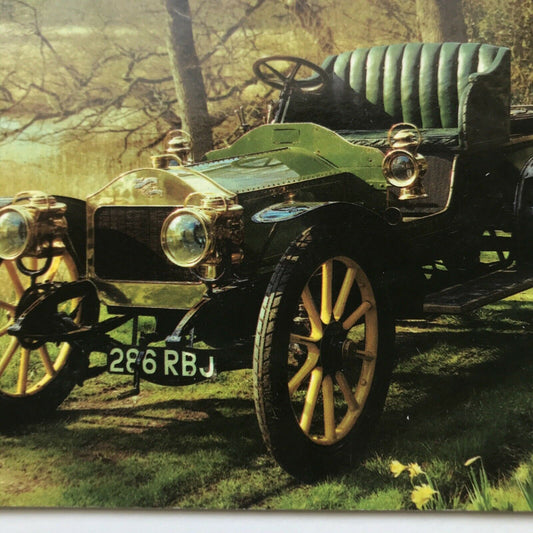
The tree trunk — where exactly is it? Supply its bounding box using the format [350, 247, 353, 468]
[416, 0, 467, 42]
[165, 0, 212, 161]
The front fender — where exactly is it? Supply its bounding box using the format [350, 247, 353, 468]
[253, 201, 425, 317]
[253, 201, 403, 262]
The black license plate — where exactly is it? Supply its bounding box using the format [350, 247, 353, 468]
[107, 346, 216, 386]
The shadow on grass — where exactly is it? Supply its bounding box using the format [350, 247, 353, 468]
[373, 299, 533, 485]
[0, 299, 531, 508]
[2, 392, 296, 507]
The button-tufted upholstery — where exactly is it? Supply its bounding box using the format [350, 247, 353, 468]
[286, 43, 511, 149]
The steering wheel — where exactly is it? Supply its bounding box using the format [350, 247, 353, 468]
[253, 55, 328, 93]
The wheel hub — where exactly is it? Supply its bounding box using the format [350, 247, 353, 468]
[319, 321, 346, 376]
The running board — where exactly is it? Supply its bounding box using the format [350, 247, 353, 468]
[424, 268, 533, 314]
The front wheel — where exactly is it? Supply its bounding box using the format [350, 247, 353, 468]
[253, 227, 395, 480]
[0, 252, 87, 424]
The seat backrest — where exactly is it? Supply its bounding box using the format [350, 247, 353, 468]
[286, 42, 510, 137]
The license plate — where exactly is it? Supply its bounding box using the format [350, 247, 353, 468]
[107, 346, 216, 386]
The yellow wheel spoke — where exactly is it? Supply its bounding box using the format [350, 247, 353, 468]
[290, 332, 321, 345]
[299, 367, 323, 434]
[322, 375, 336, 442]
[335, 371, 359, 412]
[288, 344, 319, 395]
[0, 322, 13, 337]
[302, 285, 323, 339]
[63, 252, 78, 279]
[4, 261, 25, 299]
[0, 337, 19, 377]
[0, 301, 16, 315]
[356, 349, 376, 362]
[333, 266, 357, 321]
[17, 348, 30, 395]
[42, 255, 62, 282]
[320, 260, 333, 325]
[342, 300, 373, 330]
[0, 302, 15, 337]
[39, 346, 56, 377]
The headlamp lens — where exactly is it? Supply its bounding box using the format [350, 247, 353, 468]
[0, 209, 30, 260]
[162, 211, 209, 267]
[390, 154, 415, 182]
[382, 150, 419, 188]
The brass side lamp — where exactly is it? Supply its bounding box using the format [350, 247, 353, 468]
[382, 123, 428, 200]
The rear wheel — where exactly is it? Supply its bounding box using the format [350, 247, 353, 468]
[253, 227, 395, 480]
[0, 252, 85, 424]
[515, 157, 533, 265]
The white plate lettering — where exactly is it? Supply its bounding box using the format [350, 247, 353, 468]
[107, 347, 215, 379]
[164, 349, 180, 376]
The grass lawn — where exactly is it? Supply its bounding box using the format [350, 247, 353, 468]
[0, 290, 531, 510]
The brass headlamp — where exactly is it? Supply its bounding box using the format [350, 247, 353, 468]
[161, 192, 244, 280]
[382, 123, 428, 200]
[0, 191, 67, 261]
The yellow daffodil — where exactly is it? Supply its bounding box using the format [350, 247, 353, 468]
[411, 483, 438, 510]
[407, 462, 425, 479]
[464, 456, 482, 467]
[390, 460, 408, 478]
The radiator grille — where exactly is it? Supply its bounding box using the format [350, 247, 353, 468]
[94, 206, 196, 282]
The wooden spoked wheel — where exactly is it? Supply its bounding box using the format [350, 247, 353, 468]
[253, 227, 395, 480]
[0, 253, 81, 421]
[287, 256, 378, 445]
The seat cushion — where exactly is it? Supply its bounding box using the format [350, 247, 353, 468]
[285, 42, 510, 147]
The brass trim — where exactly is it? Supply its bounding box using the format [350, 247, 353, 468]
[94, 279, 206, 309]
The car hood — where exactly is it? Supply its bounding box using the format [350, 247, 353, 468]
[86, 123, 385, 209]
[192, 147, 335, 194]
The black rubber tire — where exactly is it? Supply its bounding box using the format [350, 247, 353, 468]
[514, 159, 533, 266]
[253, 226, 395, 481]
[0, 251, 92, 425]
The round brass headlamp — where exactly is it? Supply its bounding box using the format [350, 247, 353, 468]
[0, 206, 32, 260]
[161, 208, 213, 268]
[0, 192, 68, 261]
[382, 149, 427, 189]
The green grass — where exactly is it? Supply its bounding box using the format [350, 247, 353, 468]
[0, 290, 532, 510]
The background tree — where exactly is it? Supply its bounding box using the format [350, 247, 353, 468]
[284, 0, 336, 54]
[0, 0, 531, 199]
[165, 0, 212, 160]
[416, 0, 468, 42]
[464, 0, 532, 104]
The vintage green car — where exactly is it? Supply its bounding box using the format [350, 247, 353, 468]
[1, 42, 532, 480]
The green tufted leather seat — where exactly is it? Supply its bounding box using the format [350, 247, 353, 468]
[286, 43, 511, 150]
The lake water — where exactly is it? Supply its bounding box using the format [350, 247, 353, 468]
[0, 115, 161, 200]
